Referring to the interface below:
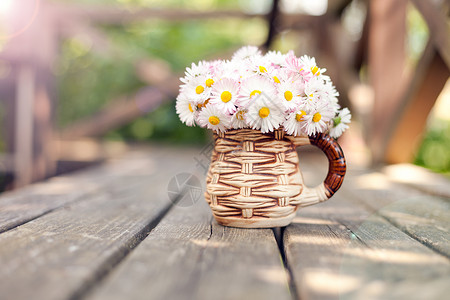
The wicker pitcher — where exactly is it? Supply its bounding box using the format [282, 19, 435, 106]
[205, 128, 346, 228]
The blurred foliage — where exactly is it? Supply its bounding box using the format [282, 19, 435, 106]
[406, 3, 429, 66]
[414, 120, 450, 176]
[56, 0, 267, 145]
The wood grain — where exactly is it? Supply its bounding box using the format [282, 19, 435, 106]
[0, 147, 198, 300]
[382, 163, 450, 198]
[345, 169, 450, 258]
[85, 196, 292, 300]
[0, 151, 165, 233]
[285, 165, 450, 300]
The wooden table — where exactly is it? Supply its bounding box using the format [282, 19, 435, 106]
[0, 146, 449, 300]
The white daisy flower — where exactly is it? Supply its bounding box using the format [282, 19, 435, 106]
[276, 79, 303, 111]
[269, 68, 282, 85]
[232, 46, 262, 62]
[176, 93, 197, 126]
[197, 104, 231, 133]
[304, 102, 335, 136]
[210, 78, 240, 114]
[246, 94, 284, 133]
[180, 61, 210, 87]
[211, 60, 241, 81]
[183, 76, 211, 104]
[321, 79, 340, 107]
[175, 45, 349, 136]
[303, 77, 324, 108]
[246, 54, 273, 76]
[299, 55, 326, 78]
[264, 50, 286, 69]
[238, 75, 276, 108]
[283, 107, 309, 136]
[231, 107, 248, 129]
[330, 107, 351, 138]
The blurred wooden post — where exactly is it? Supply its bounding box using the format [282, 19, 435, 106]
[0, 0, 57, 188]
[14, 65, 35, 187]
[368, 0, 407, 164]
[384, 1, 450, 163]
[386, 49, 449, 163]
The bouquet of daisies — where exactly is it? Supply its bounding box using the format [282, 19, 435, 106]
[176, 46, 351, 138]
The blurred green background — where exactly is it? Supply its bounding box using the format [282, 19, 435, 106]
[56, 0, 269, 145]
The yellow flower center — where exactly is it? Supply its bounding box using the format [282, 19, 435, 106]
[205, 78, 214, 87]
[197, 99, 209, 109]
[221, 91, 232, 103]
[311, 66, 320, 75]
[250, 90, 261, 98]
[295, 110, 306, 122]
[309, 93, 314, 99]
[259, 107, 270, 118]
[313, 112, 322, 122]
[284, 91, 293, 101]
[188, 103, 193, 112]
[259, 66, 267, 73]
[195, 85, 204, 94]
[236, 110, 245, 120]
[208, 116, 220, 125]
[273, 76, 280, 83]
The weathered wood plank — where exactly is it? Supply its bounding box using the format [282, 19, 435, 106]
[0, 150, 160, 233]
[346, 170, 450, 258]
[285, 154, 450, 300]
[285, 193, 450, 300]
[382, 163, 450, 198]
[0, 147, 198, 300]
[376, 195, 449, 258]
[85, 186, 292, 300]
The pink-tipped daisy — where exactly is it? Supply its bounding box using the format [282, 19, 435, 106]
[210, 78, 240, 114]
[264, 50, 286, 69]
[238, 75, 276, 108]
[246, 93, 284, 133]
[198, 103, 231, 133]
[284, 50, 309, 78]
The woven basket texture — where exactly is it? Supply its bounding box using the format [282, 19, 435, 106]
[205, 128, 310, 224]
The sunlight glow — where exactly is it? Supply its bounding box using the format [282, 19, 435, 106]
[0, 0, 13, 15]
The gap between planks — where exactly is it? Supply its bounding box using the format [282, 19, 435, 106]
[273, 227, 300, 300]
[70, 185, 189, 300]
[0, 147, 203, 300]
[84, 197, 293, 300]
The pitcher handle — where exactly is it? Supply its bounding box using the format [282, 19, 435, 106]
[289, 133, 346, 207]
